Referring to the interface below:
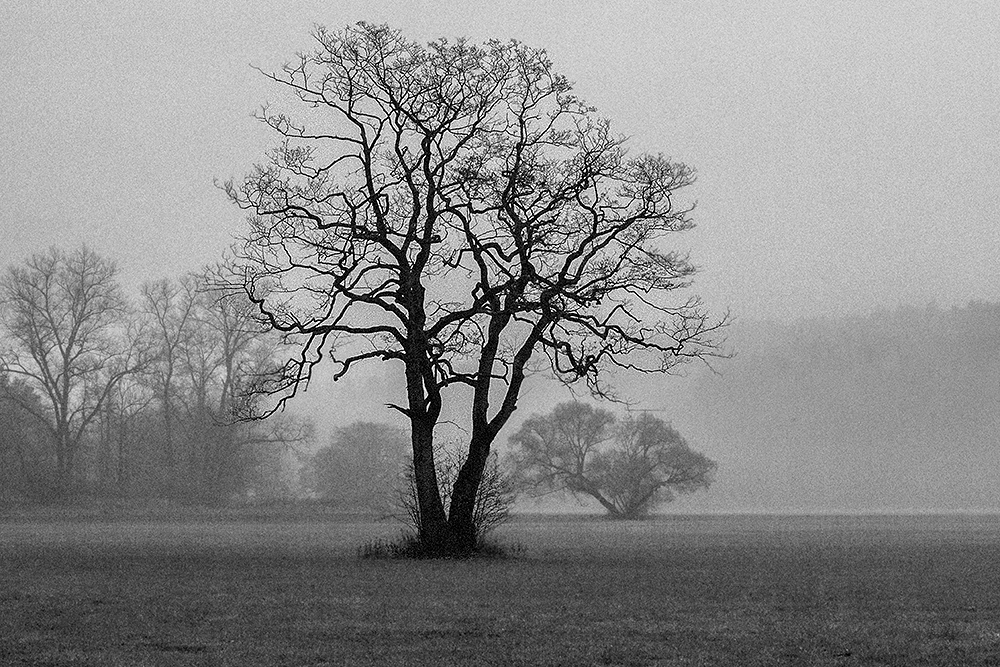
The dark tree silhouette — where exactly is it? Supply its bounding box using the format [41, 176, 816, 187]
[226, 23, 725, 553]
[510, 402, 717, 518]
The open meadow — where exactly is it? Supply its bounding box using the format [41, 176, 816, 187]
[2, 512, 1000, 666]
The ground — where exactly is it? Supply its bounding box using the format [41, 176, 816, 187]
[2, 511, 999, 666]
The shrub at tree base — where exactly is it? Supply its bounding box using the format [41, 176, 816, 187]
[396, 445, 516, 556]
[357, 534, 525, 560]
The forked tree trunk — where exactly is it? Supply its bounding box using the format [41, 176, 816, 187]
[444, 318, 546, 553]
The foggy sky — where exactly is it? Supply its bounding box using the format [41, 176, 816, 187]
[3, 1, 998, 323]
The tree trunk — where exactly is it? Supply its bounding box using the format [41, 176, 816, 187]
[401, 309, 451, 552]
[447, 315, 546, 552]
[54, 423, 71, 500]
[410, 415, 449, 549]
[98, 407, 113, 493]
[448, 434, 492, 551]
[14, 438, 34, 497]
[162, 383, 175, 490]
[116, 420, 128, 497]
[574, 478, 621, 517]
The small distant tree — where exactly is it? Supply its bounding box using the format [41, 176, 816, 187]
[509, 402, 716, 518]
[94, 359, 155, 496]
[140, 276, 199, 483]
[303, 421, 408, 512]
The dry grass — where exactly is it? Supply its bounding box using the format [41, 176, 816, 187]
[2, 513, 999, 665]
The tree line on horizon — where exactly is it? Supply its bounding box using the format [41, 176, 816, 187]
[0, 245, 308, 504]
[4, 244, 997, 516]
[0, 245, 717, 519]
[676, 300, 1000, 512]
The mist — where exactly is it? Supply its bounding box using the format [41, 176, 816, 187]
[3, 2, 1000, 514]
[281, 300, 1000, 515]
[627, 302, 1000, 513]
[6, 7, 1000, 665]
[3, 1, 999, 324]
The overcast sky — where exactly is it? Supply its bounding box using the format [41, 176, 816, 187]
[2, 0, 998, 322]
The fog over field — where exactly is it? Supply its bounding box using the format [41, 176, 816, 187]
[3, 1, 1000, 514]
[293, 302, 1000, 514]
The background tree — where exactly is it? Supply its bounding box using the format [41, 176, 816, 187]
[140, 275, 198, 491]
[147, 270, 310, 503]
[227, 23, 725, 552]
[510, 402, 716, 518]
[0, 248, 308, 504]
[93, 332, 156, 497]
[0, 246, 148, 498]
[0, 373, 53, 500]
[302, 421, 407, 512]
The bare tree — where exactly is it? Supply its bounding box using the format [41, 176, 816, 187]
[507, 401, 616, 493]
[0, 247, 152, 497]
[140, 276, 199, 486]
[190, 272, 284, 500]
[226, 23, 726, 552]
[139, 268, 310, 502]
[95, 349, 155, 496]
[510, 403, 717, 518]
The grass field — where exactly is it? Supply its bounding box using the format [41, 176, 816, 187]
[2, 513, 1000, 666]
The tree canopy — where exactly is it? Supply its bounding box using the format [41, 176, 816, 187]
[510, 402, 717, 518]
[226, 23, 725, 552]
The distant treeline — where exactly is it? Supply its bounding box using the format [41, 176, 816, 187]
[5, 245, 999, 515]
[291, 300, 1000, 514]
[673, 301, 1000, 512]
[0, 247, 307, 505]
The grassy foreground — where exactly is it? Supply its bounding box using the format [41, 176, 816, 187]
[2, 513, 999, 666]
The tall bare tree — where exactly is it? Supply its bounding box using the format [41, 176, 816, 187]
[191, 274, 284, 499]
[226, 24, 725, 552]
[137, 268, 309, 502]
[0, 246, 148, 497]
[95, 349, 155, 496]
[141, 276, 199, 483]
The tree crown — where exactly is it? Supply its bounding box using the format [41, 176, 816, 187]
[509, 402, 716, 518]
[227, 23, 725, 416]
